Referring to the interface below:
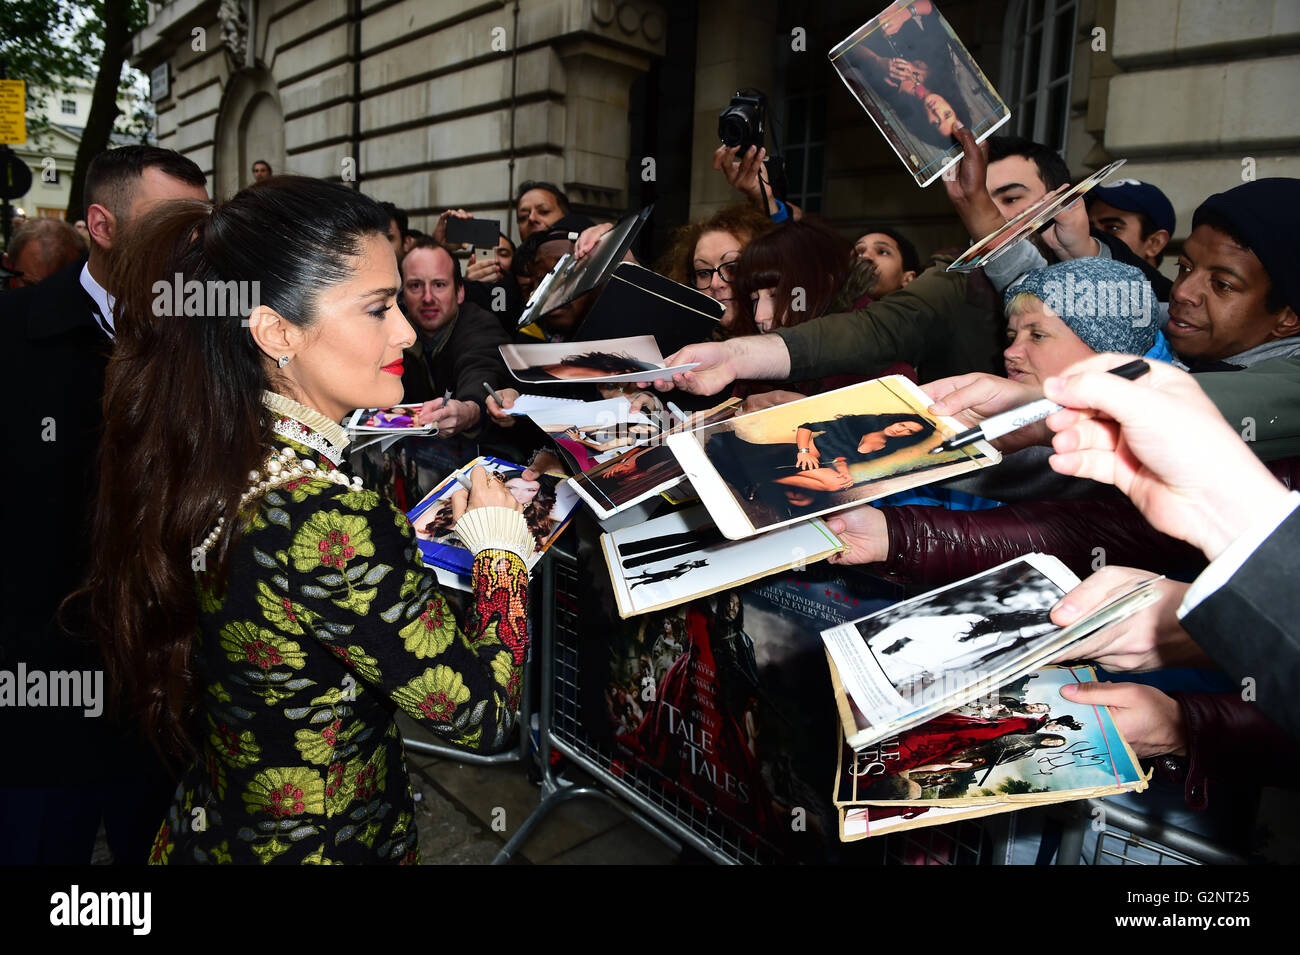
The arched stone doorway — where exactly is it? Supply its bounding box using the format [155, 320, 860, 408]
[214, 67, 284, 200]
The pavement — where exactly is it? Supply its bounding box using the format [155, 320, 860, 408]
[396, 713, 681, 865]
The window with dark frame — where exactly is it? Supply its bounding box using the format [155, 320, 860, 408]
[780, 90, 827, 215]
[1000, 0, 1078, 156]
[60, 99, 77, 116]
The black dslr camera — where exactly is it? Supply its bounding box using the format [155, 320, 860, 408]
[718, 88, 767, 153]
[717, 88, 788, 202]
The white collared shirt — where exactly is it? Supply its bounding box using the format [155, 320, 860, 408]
[1179, 490, 1300, 617]
[79, 262, 115, 338]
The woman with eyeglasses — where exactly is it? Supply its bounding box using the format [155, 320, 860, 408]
[658, 203, 774, 332]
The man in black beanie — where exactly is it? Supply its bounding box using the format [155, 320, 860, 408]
[1166, 178, 1300, 370]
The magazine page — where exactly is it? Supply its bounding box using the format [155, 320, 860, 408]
[501, 335, 699, 385]
[667, 375, 998, 540]
[840, 801, 1008, 841]
[522, 395, 662, 476]
[834, 666, 1147, 809]
[828, 0, 1009, 187]
[821, 555, 1163, 748]
[580, 560, 901, 862]
[601, 506, 844, 618]
[406, 455, 580, 575]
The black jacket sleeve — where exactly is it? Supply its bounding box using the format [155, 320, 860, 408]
[1180, 504, 1300, 742]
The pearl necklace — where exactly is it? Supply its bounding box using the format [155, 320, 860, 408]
[197, 444, 364, 557]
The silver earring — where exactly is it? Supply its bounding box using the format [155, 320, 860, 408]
[278, 355, 291, 368]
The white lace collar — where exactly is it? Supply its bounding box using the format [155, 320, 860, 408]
[261, 391, 350, 466]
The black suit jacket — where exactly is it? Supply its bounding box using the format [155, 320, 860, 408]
[0, 259, 166, 787]
[1181, 505, 1300, 742]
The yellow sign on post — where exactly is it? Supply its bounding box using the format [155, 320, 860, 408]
[0, 80, 28, 145]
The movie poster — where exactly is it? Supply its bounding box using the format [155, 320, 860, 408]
[577, 544, 900, 862]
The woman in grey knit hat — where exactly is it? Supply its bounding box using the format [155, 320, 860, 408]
[1002, 258, 1159, 386]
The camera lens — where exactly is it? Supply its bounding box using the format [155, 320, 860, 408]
[719, 110, 748, 148]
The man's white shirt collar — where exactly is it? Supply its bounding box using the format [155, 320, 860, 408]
[80, 262, 115, 338]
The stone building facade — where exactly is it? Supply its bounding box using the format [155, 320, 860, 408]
[134, 0, 668, 242]
[133, 0, 1299, 273]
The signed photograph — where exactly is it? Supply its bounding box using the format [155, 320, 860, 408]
[836, 666, 1146, 808]
[407, 456, 580, 575]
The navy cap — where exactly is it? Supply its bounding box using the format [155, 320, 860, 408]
[1088, 178, 1176, 236]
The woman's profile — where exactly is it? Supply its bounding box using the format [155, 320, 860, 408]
[75, 177, 537, 865]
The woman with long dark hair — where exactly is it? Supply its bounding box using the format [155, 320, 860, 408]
[706, 412, 935, 517]
[77, 177, 536, 864]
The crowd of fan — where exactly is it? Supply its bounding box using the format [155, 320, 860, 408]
[3, 124, 1297, 863]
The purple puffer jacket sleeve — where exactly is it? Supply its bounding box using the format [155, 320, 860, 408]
[873, 493, 1204, 589]
[1158, 693, 1300, 809]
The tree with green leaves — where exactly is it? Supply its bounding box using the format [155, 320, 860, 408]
[1, 0, 152, 220]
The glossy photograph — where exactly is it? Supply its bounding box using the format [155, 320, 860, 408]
[671, 376, 992, 537]
[501, 334, 699, 385]
[407, 456, 580, 574]
[829, 0, 1009, 187]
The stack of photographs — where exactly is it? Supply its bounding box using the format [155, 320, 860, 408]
[820, 554, 1162, 750]
[521, 394, 665, 475]
[568, 398, 739, 519]
[406, 455, 581, 584]
[345, 404, 438, 452]
[831, 665, 1148, 840]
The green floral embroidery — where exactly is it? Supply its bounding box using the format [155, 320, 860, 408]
[242, 766, 325, 819]
[398, 569, 424, 600]
[338, 487, 380, 511]
[328, 644, 382, 686]
[218, 621, 306, 671]
[490, 650, 513, 689]
[290, 511, 374, 573]
[399, 595, 456, 659]
[295, 718, 351, 766]
[208, 842, 232, 864]
[209, 717, 262, 769]
[255, 581, 317, 635]
[392, 666, 470, 724]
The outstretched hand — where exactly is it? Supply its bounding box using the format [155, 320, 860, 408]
[1048, 566, 1209, 671]
[922, 372, 1049, 453]
[1043, 354, 1290, 560]
[941, 124, 1005, 242]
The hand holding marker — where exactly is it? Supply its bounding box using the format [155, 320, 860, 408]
[930, 359, 1150, 454]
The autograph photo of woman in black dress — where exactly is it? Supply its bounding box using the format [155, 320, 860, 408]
[706, 412, 936, 522]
